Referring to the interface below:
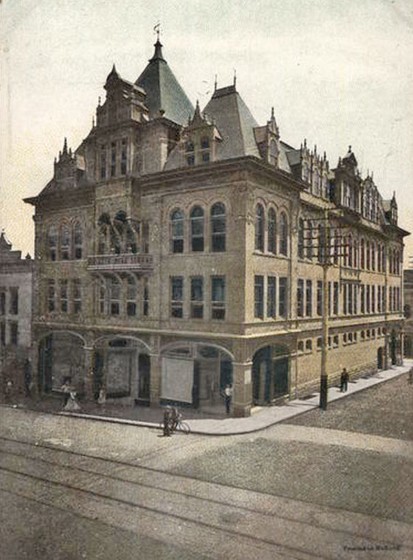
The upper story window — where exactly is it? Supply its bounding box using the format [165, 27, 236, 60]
[60, 224, 71, 260]
[74, 222, 83, 260]
[211, 203, 226, 252]
[360, 238, 365, 269]
[47, 279, 55, 312]
[211, 276, 226, 320]
[201, 137, 209, 150]
[9, 288, 18, 315]
[100, 145, 107, 180]
[110, 142, 117, 177]
[185, 140, 195, 166]
[268, 208, 277, 254]
[110, 277, 121, 315]
[171, 276, 184, 318]
[269, 139, 277, 166]
[73, 279, 82, 314]
[60, 279, 68, 313]
[279, 212, 288, 256]
[0, 289, 5, 315]
[255, 204, 264, 252]
[190, 206, 204, 252]
[171, 209, 184, 253]
[306, 221, 313, 260]
[121, 139, 127, 175]
[126, 276, 137, 317]
[254, 275, 264, 319]
[190, 277, 204, 319]
[298, 218, 304, 259]
[48, 226, 58, 261]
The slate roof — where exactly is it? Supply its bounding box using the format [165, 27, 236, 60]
[135, 40, 194, 125]
[202, 85, 260, 159]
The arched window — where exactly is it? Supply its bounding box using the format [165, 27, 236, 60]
[360, 238, 365, 269]
[298, 218, 304, 259]
[60, 224, 71, 260]
[190, 206, 204, 252]
[48, 226, 58, 261]
[211, 202, 226, 252]
[74, 222, 83, 260]
[255, 204, 264, 251]
[279, 212, 288, 256]
[267, 208, 277, 254]
[171, 209, 184, 253]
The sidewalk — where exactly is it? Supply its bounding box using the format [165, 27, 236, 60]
[50, 360, 412, 436]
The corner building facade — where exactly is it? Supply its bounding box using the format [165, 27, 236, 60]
[25, 40, 408, 416]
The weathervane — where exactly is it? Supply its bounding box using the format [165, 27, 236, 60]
[154, 22, 161, 41]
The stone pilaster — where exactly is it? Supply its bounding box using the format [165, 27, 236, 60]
[232, 360, 253, 417]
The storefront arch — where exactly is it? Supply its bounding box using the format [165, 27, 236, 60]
[93, 335, 151, 404]
[160, 342, 233, 410]
[252, 344, 290, 405]
[38, 331, 86, 394]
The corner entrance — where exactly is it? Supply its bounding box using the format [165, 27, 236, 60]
[252, 345, 290, 405]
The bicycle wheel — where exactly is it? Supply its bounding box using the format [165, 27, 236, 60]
[178, 421, 190, 434]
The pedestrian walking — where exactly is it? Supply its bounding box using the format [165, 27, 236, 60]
[61, 377, 72, 408]
[4, 378, 13, 404]
[224, 384, 233, 415]
[64, 390, 81, 412]
[340, 368, 349, 392]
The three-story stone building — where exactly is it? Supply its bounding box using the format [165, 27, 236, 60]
[25, 38, 408, 416]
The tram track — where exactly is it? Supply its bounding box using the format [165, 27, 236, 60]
[0, 435, 411, 560]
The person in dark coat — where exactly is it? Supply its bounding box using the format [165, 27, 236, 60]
[24, 359, 32, 398]
[224, 384, 233, 414]
[340, 368, 349, 392]
[163, 406, 172, 437]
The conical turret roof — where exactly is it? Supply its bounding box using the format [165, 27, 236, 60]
[135, 40, 193, 125]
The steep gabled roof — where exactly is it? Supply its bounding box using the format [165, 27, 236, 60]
[135, 40, 193, 125]
[202, 85, 260, 160]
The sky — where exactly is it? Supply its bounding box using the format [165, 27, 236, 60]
[1, 0, 413, 263]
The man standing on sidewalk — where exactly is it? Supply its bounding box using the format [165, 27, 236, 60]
[224, 384, 233, 415]
[340, 368, 349, 392]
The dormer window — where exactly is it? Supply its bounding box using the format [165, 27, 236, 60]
[201, 137, 209, 150]
[185, 140, 195, 166]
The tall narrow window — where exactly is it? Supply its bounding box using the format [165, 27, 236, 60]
[190, 206, 204, 252]
[60, 279, 68, 313]
[10, 322, 18, 346]
[100, 145, 107, 180]
[333, 282, 339, 315]
[0, 289, 5, 315]
[110, 277, 120, 315]
[279, 212, 288, 256]
[366, 241, 371, 270]
[9, 288, 18, 315]
[126, 276, 137, 317]
[110, 142, 117, 177]
[143, 278, 149, 316]
[211, 203, 226, 252]
[317, 281, 323, 316]
[306, 221, 313, 260]
[211, 276, 225, 320]
[191, 277, 204, 318]
[171, 209, 184, 253]
[360, 238, 365, 269]
[47, 280, 55, 312]
[268, 208, 277, 254]
[371, 241, 376, 271]
[279, 277, 288, 318]
[171, 277, 184, 318]
[361, 285, 365, 314]
[121, 139, 127, 175]
[74, 222, 83, 260]
[48, 226, 58, 261]
[254, 276, 264, 319]
[298, 219, 304, 259]
[255, 204, 264, 251]
[185, 140, 195, 166]
[98, 278, 106, 314]
[306, 280, 312, 317]
[267, 276, 276, 318]
[73, 279, 82, 314]
[60, 224, 71, 260]
[0, 322, 5, 345]
[297, 279, 304, 317]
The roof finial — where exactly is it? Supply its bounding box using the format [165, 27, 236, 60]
[154, 22, 161, 42]
[348, 145, 352, 153]
[233, 68, 237, 88]
[214, 74, 217, 92]
[63, 137, 68, 154]
[271, 106, 275, 120]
